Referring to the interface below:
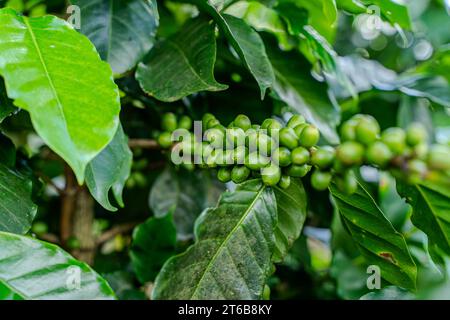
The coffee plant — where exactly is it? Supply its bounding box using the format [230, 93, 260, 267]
[0, 0, 449, 300]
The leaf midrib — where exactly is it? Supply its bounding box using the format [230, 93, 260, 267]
[189, 184, 266, 299]
[23, 18, 68, 133]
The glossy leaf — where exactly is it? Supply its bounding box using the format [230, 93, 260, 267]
[272, 178, 307, 262]
[0, 9, 120, 183]
[152, 179, 277, 300]
[330, 180, 417, 290]
[73, 0, 159, 74]
[0, 132, 15, 167]
[0, 163, 37, 235]
[278, 0, 338, 42]
[189, 0, 275, 98]
[130, 214, 177, 284]
[397, 180, 450, 254]
[85, 125, 132, 212]
[0, 231, 116, 299]
[149, 167, 225, 240]
[136, 17, 227, 102]
[267, 45, 340, 144]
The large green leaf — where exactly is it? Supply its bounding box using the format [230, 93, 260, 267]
[272, 178, 307, 263]
[397, 180, 450, 254]
[0, 232, 115, 299]
[130, 214, 177, 284]
[0, 9, 120, 183]
[267, 45, 340, 144]
[152, 179, 277, 300]
[136, 17, 227, 102]
[85, 125, 132, 212]
[149, 167, 225, 240]
[330, 180, 417, 290]
[0, 77, 15, 122]
[0, 163, 37, 235]
[72, 0, 159, 74]
[188, 0, 275, 98]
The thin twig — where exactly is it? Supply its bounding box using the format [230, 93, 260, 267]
[128, 139, 160, 149]
[36, 171, 65, 195]
[39, 233, 60, 244]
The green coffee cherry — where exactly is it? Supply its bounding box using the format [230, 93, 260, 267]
[355, 116, 380, 145]
[291, 147, 310, 165]
[261, 164, 282, 186]
[226, 127, 246, 148]
[257, 133, 273, 155]
[340, 120, 357, 141]
[294, 123, 308, 139]
[205, 128, 225, 148]
[272, 147, 292, 167]
[286, 164, 311, 177]
[217, 167, 232, 183]
[366, 141, 392, 168]
[427, 145, 450, 171]
[311, 170, 332, 191]
[406, 123, 427, 147]
[278, 175, 291, 189]
[300, 125, 320, 148]
[234, 114, 252, 131]
[279, 127, 299, 150]
[261, 118, 273, 130]
[381, 127, 406, 155]
[161, 112, 178, 132]
[414, 143, 428, 160]
[245, 152, 270, 170]
[202, 113, 215, 128]
[287, 115, 306, 128]
[336, 141, 365, 166]
[178, 115, 192, 130]
[267, 120, 283, 136]
[336, 170, 358, 195]
[231, 166, 251, 184]
[234, 146, 248, 164]
[310, 147, 335, 169]
[157, 132, 173, 148]
[207, 118, 221, 129]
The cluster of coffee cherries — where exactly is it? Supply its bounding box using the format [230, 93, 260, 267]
[156, 112, 450, 193]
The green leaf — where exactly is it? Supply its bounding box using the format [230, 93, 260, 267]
[0, 132, 15, 167]
[278, 0, 338, 42]
[152, 179, 277, 300]
[225, 1, 292, 50]
[188, 0, 275, 98]
[72, 0, 159, 74]
[0, 163, 37, 235]
[85, 125, 132, 212]
[360, 285, 414, 300]
[330, 180, 417, 290]
[0, 9, 120, 183]
[149, 167, 225, 240]
[267, 44, 340, 144]
[0, 231, 116, 299]
[136, 17, 227, 102]
[130, 214, 177, 284]
[397, 180, 450, 255]
[397, 75, 450, 109]
[272, 178, 307, 263]
[0, 77, 16, 122]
